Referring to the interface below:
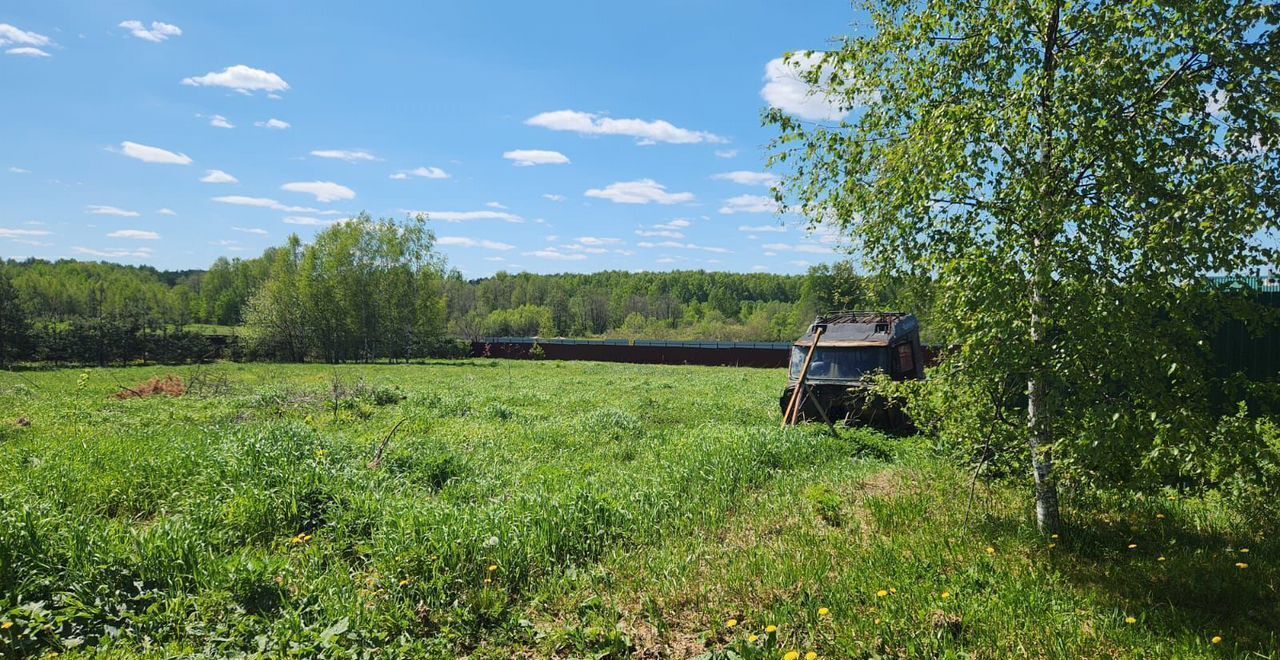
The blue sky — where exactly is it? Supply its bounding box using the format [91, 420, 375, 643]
[0, 1, 858, 276]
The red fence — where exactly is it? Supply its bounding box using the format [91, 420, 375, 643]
[470, 338, 791, 368]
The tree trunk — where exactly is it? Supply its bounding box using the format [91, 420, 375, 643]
[1027, 314, 1060, 535]
[1028, 0, 1063, 536]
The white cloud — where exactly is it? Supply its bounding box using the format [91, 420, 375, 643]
[412, 210, 524, 223]
[119, 20, 181, 43]
[636, 240, 730, 254]
[281, 181, 355, 203]
[282, 216, 340, 226]
[751, 265, 769, 272]
[6, 47, 50, 57]
[585, 179, 694, 205]
[525, 110, 726, 144]
[715, 149, 738, 159]
[524, 248, 587, 261]
[485, 201, 508, 209]
[761, 52, 850, 122]
[232, 226, 268, 235]
[309, 149, 378, 163]
[86, 205, 140, 217]
[0, 24, 53, 47]
[390, 166, 449, 180]
[577, 236, 623, 246]
[713, 170, 778, 187]
[656, 218, 691, 229]
[156, 208, 177, 216]
[542, 193, 565, 202]
[200, 169, 238, 184]
[208, 114, 234, 129]
[107, 229, 159, 240]
[763, 242, 833, 255]
[73, 246, 153, 259]
[212, 196, 329, 214]
[739, 224, 786, 233]
[437, 236, 516, 250]
[635, 229, 684, 238]
[656, 257, 678, 264]
[7, 167, 30, 174]
[789, 260, 812, 268]
[255, 118, 291, 129]
[1206, 89, 1227, 116]
[503, 149, 570, 166]
[311, 149, 378, 163]
[119, 141, 192, 165]
[0, 228, 51, 238]
[719, 194, 779, 215]
[1, 24, 53, 57]
[182, 65, 289, 94]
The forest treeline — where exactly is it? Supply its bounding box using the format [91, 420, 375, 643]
[0, 214, 890, 364]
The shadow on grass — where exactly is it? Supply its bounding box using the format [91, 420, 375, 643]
[973, 501, 1277, 653]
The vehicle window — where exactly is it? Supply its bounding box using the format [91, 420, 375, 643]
[790, 347, 888, 379]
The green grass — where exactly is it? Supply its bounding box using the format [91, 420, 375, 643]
[0, 361, 1273, 658]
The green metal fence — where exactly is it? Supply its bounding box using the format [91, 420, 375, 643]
[1210, 276, 1280, 380]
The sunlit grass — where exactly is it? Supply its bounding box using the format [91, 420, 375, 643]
[0, 361, 1273, 657]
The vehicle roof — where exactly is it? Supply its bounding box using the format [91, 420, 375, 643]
[792, 311, 918, 348]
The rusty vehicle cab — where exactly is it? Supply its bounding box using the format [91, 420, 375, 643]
[780, 311, 923, 428]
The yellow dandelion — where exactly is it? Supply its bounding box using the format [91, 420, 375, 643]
[1156, 513, 1165, 519]
[985, 546, 996, 555]
[1157, 556, 1166, 562]
[1125, 616, 1137, 625]
[876, 589, 889, 598]
[1127, 543, 1137, 549]
[941, 591, 951, 599]
[483, 577, 491, 584]
[1211, 635, 1222, 644]
[399, 578, 409, 586]
[1, 621, 12, 630]
[1235, 562, 1248, 569]
[726, 618, 737, 628]
[487, 564, 497, 572]
[784, 652, 799, 660]
[806, 652, 818, 660]
[1239, 548, 1249, 553]
[1050, 533, 1059, 539]
[748, 634, 759, 643]
[889, 587, 897, 594]
[1048, 543, 1056, 549]
[765, 624, 778, 634]
[818, 607, 829, 616]
[874, 618, 882, 625]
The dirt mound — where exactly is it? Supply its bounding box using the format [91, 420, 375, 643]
[113, 374, 186, 399]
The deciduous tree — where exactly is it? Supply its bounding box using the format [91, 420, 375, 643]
[768, 0, 1279, 532]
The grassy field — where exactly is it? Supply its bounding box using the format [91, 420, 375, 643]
[0, 361, 1273, 658]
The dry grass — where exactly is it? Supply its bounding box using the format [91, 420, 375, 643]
[111, 374, 186, 399]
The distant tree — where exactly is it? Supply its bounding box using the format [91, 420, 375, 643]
[769, 0, 1279, 533]
[244, 237, 309, 361]
[0, 268, 33, 365]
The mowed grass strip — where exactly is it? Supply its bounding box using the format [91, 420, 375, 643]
[0, 361, 1274, 658]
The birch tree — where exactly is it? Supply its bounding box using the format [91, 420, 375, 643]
[767, 0, 1280, 533]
